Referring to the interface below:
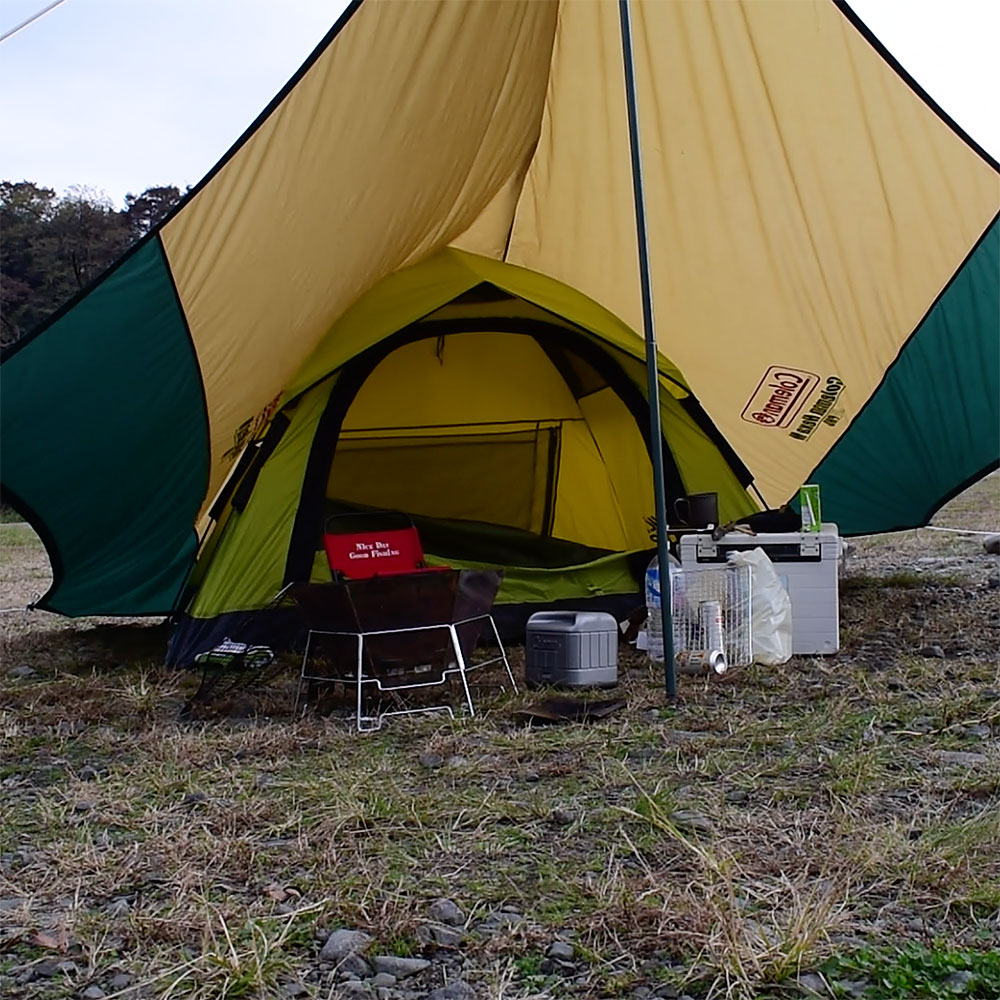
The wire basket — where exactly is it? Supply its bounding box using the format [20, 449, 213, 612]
[668, 562, 753, 667]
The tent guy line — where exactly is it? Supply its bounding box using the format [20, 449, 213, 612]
[0, 0, 68, 45]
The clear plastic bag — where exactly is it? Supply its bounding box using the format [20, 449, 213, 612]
[726, 548, 792, 665]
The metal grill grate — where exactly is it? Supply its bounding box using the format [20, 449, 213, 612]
[669, 563, 753, 668]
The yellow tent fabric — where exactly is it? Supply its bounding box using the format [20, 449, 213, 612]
[159, 0, 998, 515]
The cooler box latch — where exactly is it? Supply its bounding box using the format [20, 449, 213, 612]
[800, 537, 821, 558]
[695, 535, 718, 560]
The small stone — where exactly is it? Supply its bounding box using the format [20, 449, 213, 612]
[934, 750, 988, 767]
[523, 771, 540, 782]
[797, 972, 826, 994]
[419, 753, 444, 769]
[279, 983, 308, 998]
[319, 928, 373, 963]
[339, 982, 367, 995]
[82, 988, 106, 999]
[416, 922, 463, 947]
[446, 755, 468, 767]
[477, 909, 523, 933]
[182, 791, 208, 806]
[339, 954, 372, 978]
[0, 898, 25, 911]
[983, 534, 1000, 555]
[105, 898, 131, 918]
[371, 955, 430, 978]
[426, 983, 477, 1000]
[108, 973, 133, 989]
[724, 789, 749, 804]
[550, 807, 577, 826]
[945, 969, 975, 990]
[918, 644, 945, 659]
[429, 898, 465, 926]
[547, 941, 574, 961]
[372, 972, 397, 987]
[987, 573, 1000, 589]
[966, 725, 992, 739]
[7, 665, 36, 679]
[73, 801, 95, 813]
[30, 960, 60, 980]
[433, 923, 464, 947]
[669, 809, 713, 834]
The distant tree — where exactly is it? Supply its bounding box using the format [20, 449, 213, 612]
[0, 181, 180, 347]
[48, 185, 132, 291]
[1, 181, 62, 345]
[124, 184, 182, 238]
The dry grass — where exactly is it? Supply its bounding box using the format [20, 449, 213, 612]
[1, 475, 998, 998]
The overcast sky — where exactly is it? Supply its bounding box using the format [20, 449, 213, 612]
[2, 0, 997, 208]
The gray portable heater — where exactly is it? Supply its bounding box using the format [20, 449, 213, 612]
[525, 611, 619, 688]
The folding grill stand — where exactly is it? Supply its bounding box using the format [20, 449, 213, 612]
[294, 612, 516, 731]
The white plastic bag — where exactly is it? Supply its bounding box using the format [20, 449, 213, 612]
[727, 548, 792, 665]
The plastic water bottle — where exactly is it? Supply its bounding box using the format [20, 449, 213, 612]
[645, 556, 664, 662]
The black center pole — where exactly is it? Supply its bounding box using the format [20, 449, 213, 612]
[618, 0, 677, 699]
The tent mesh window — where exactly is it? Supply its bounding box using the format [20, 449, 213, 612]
[327, 423, 561, 534]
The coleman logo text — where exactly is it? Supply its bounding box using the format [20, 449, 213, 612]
[741, 367, 819, 427]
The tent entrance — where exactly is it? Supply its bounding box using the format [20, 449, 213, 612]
[317, 324, 661, 565]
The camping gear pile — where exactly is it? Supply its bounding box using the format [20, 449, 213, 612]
[681, 525, 841, 657]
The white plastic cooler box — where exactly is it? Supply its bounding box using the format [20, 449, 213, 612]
[678, 523, 841, 655]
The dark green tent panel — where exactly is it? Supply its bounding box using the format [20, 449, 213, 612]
[1, 238, 207, 615]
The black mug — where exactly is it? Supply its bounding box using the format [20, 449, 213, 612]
[673, 492, 719, 528]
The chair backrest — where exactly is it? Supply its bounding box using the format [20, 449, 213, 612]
[323, 524, 427, 579]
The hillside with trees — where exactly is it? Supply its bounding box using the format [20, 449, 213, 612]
[0, 181, 182, 347]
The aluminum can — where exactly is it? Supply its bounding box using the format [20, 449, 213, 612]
[676, 649, 727, 676]
[699, 600, 725, 656]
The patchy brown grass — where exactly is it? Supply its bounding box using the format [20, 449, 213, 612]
[1, 475, 998, 998]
